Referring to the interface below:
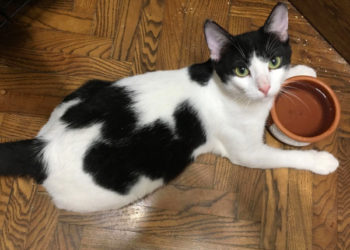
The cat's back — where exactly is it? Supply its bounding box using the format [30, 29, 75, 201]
[118, 67, 202, 126]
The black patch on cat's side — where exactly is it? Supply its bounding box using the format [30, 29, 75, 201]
[63, 79, 114, 103]
[0, 139, 47, 183]
[83, 101, 206, 194]
[61, 81, 137, 140]
[214, 28, 291, 83]
[188, 60, 214, 85]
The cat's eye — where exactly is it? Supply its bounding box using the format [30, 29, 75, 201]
[268, 56, 282, 69]
[234, 66, 249, 77]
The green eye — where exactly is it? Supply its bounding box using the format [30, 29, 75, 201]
[269, 56, 282, 69]
[234, 66, 249, 77]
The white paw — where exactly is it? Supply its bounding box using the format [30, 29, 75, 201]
[310, 151, 339, 175]
[286, 65, 317, 78]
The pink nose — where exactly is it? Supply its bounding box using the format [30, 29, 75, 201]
[259, 84, 270, 96]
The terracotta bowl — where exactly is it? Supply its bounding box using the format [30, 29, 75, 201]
[269, 76, 340, 146]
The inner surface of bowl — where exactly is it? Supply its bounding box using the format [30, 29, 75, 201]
[275, 81, 335, 137]
[270, 76, 340, 143]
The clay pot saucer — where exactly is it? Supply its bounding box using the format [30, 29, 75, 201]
[269, 76, 340, 146]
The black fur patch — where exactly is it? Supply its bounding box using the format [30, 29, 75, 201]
[61, 80, 137, 140]
[62, 79, 114, 103]
[83, 101, 206, 194]
[188, 60, 214, 85]
[214, 28, 291, 83]
[0, 139, 47, 183]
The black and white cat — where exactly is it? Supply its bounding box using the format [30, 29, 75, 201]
[0, 3, 338, 212]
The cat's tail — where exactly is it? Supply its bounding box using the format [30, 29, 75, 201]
[0, 139, 47, 183]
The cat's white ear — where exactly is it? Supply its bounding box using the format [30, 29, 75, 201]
[264, 3, 288, 42]
[204, 20, 231, 61]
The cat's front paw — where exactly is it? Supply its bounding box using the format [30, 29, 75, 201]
[287, 65, 317, 78]
[310, 151, 339, 175]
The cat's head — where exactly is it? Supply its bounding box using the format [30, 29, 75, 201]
[204, 2, 291, 101]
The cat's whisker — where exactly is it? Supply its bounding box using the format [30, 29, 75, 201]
[283, 84, 308, 91]
[268, 42, 281, 57]
[233, 41, 246, 59]
[265, 35, 271, 52]
[266, 35, 276, 53]
[280, 90, 298, 105]
[280, 88, 312, 113]
[267, 37, 280, 55]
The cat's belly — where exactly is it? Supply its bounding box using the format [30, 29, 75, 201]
[43, 173, 163, 212]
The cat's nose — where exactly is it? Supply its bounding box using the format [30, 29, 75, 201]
[258, 84, 270, 96]
[257, 75, 270, 96]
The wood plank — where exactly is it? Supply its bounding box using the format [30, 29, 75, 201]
[1, 27, 113, 59]
[132, 0, 165, 74]
[172, 162, 215, 188]
[336, 137, 350, 249]
[94, 0, 121, 38]
[58, 205, 261, 247]
[0, 68, 85, 97]
[338, 96, 350, 138]
[0, 92, 61, 117]
[213, 156, 264, 221]
[232, 167, 264, 221]
[81, 226, 256, 250]
[111, 0, 144, 61]
[0, 48, 132, 81]
[289, 0, 350, 63]
[313, 173, 337, 250]
[155, 0, 187, 70]
[0, 177, 14, 231]
[25, 193, 59, 250]
[35, 0, 74, 12]
[287, 170, 313, 249]
[260, 169, 288, 249]
[140, 185, 237, 218]
[49, 223, 82, 250]
[213, 157, 235, 191]
[0, 178, 37, 250]
[0, 113, 47, 139]
[230, 0, 306, 25]
[312, 132, 338, 249]
[179, 0, 231, 67]
[195, 153, 217, 165]
[18, 6, 94, 35]
[73, 0, 98, 15]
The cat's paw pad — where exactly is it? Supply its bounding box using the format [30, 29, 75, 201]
[310, 151, 339, 175]
[287, 65, 317, 78]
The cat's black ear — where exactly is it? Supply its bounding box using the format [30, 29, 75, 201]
[204, 20, 231, 61]
[264, 2, 288, 42]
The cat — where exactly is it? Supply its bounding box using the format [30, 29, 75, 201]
[0, 3, 338, 212]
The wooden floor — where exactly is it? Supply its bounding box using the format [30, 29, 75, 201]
[0, 0, 349, 249]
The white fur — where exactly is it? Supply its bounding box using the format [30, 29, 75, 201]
[117, 69, 192, 128]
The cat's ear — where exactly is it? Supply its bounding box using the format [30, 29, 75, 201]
[204, 20, 231, 61]
[264, 2, 288, 42]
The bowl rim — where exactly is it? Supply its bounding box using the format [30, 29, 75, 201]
[270, 76, 341, 143]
